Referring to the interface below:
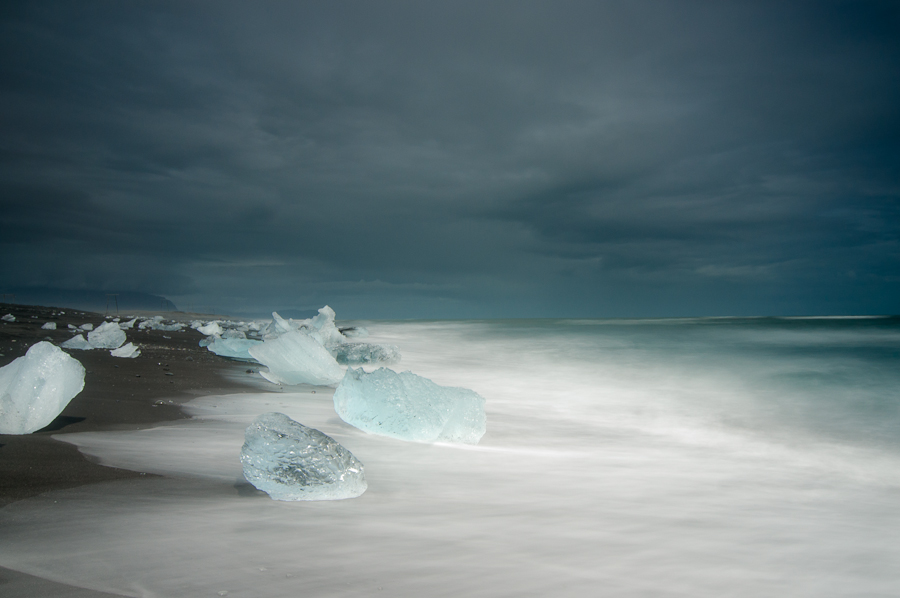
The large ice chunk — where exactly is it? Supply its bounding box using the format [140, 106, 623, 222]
[331, 342, 401, 365]
[333, 368, 487, 444]
[0, 341, 86, 434]
[207, 336, 262, 361]
[241, 412, 367, 501]
[87, 321, 127, 349]
[248, 330, 344, 386]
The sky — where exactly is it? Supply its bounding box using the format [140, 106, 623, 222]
[1, 1, 898, 319]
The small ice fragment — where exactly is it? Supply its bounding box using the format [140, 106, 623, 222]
[241, 412, 367, 501]
[60, 334, 94, 350]
[2, 314, 15, 322]
[248, 330, 344, 386]
[333, 368, 486, 444]
[87, 321, 126, 349]
[111, 343, 140, 358]
[79, 323, 93, 331]
[0, 341, 86, 434]
[41, 322, 57, 330]
[330, 342, 401, 365]
[68, 324, 76, 330]
[197, 321, 223, 336]
[118, 318, 138, 330]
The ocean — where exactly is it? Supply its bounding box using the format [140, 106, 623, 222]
[2, 316, 899, 596]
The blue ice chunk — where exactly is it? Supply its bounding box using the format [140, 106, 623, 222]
[248, 330, 344, 386]
[0, 342, 85, 434]
[207, 336, 262, 361]
[333, 368, 486, 444]
[240, 412, 367, 501]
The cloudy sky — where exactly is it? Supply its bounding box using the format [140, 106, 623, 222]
[1, 1, 898, 318]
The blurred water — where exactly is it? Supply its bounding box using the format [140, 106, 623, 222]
[1, 317, 898, 597]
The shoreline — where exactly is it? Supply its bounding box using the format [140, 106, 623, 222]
[0, 302, 265, 508]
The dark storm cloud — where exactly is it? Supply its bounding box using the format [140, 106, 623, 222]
[1, 1, 898, 317]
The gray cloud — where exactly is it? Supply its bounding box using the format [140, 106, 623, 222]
[1, 1, 898, 317]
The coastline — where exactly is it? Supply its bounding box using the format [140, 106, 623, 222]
[0, 302, 262, 507]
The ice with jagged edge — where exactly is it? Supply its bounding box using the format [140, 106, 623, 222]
[60, 334, 94, 350]
[41, 322, 56, 330]
[333, 367, 486, 444]
[88, 321, 126, 349]
[248, 330, 344, 385]
[207, 336, 262, 361]
[0, 341, 86, 434]
[111, 343, 140, 358]
[241, 412, 367, 501]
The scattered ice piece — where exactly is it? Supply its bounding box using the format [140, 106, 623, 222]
[111, 343, 141, 359]
[154, 322, 184, 332]
[118, 318, 138, 330]
[197, 322, 223, 336]
[222, 329, 246, 340]
[2, 314, 15, 322]
[207, 337, 262, 361]
[248, 331, 344, 386]
[41, 322, 57, 330]
[334, 368, 487, 444]
[331, 342, 401, 365]
[68, 324, 77, 330]
[87, 321, 126, 349]
[241, 412, 367, 501]
[79, 323, 94, 331]
[0, 341, 86, 434]
[138, 316, 163, 330]
[60, 334, 94, 350]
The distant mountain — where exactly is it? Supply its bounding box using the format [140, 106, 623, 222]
[2, 288, 178, 314]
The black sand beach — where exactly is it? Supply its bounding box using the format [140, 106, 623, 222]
[0, 302, 260, 596]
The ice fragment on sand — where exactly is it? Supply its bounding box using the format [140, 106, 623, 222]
[41, 322, 57, 330]
[60, 334, 93, 350]
[333, 368, 486, 444]
[2, 314, 15, 322]
[207, 337, 262, 361]
[248, 330, 344, 386]
[197, 321, 223, 336]
[118, 318, 138, 330]
[80, 323, 93, 331]
[0, 341, 85, 434]
[110, 343, 140, 358]
[240, 412, 367, 501]
[331, 342, 401, 365]
[87, 321, 126, 349]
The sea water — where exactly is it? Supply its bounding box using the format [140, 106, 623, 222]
[0, 317, 898, 597]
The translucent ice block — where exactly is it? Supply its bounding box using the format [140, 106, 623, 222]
[240, 412, 367, 501]
[333, 367, 486, 444]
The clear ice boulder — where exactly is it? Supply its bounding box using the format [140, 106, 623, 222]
[240, 412, 367, 501]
